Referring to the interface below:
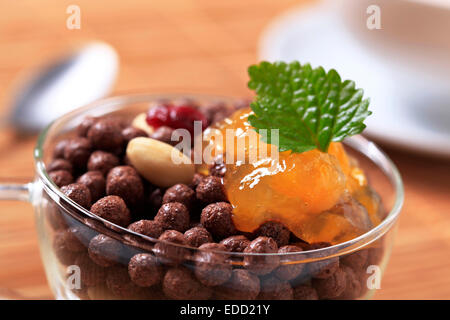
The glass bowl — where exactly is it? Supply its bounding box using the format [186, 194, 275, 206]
[0, 94, 404, 300]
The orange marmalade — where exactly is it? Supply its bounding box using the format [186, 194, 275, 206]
[202, 108, 385, 245]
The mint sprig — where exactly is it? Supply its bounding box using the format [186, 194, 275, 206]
[248, 61, 371, 153]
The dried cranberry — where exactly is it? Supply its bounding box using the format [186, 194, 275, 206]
[146, 104, 171, 128]
[146, 104, 207, 135]
[169, 105, 207, 135]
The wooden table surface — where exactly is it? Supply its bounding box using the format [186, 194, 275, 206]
[0, 0, 449, 300]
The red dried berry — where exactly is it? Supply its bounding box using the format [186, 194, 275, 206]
[146, 104, 171, 128]
[146, 104, 207, 135]
[168, 105, 207, 135]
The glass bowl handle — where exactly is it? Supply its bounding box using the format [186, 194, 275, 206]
[0, 179, 33, 202]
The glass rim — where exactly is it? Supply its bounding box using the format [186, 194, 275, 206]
[33, 93, 404, 258]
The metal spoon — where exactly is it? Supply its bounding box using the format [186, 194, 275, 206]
[5, 42, 119, 133]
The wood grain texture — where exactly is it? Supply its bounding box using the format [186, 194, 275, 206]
[0, 0, 449, 300]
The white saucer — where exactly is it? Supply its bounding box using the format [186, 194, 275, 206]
[259, 2, 450, 158]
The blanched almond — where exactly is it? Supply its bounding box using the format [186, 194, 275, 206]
[126, 137, 194, 187]
[131, 113, 154, 136]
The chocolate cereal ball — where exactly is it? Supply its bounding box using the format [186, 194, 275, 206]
[46, 201, 68, 231]
[77, 116, 97, 137]
[190, 173, 205, 189]
[61, 227, 86, 253]
[293, 285, 319, 300]
[106, 266, 142, 298]
[200, 202, 236, 240]
[53, 230, 81, 265]
[291, 241, 312, 252]
[128, 220, 164, 239]
[353, 247, 382, 293]
[341, 249, 369, 270]
[47, 159, 73, 174]
[122, 126, 147, 143]
[243, 236, 279, 275]
[88, 234, 121, 267]
[106, 166, 144, 206]
[53, 139, 70, 159]
[258, 277, 294, 300]
[74, 253, 107, 287]
[367, 246, 384, 266]
[77, 171, 106, 202]
[154, 202, 190, 233]
[90, 196, 131, 227]
[203, 102, 226, 125]
[208, 155, 226, 178]
[150, 126, 175, 145]
[196, 176, 227, 204]
[128, 253, 163, 287]
[339, 265, 362, 299]
[204, 102, 232, 125]
[63, 137, 92, 169]
[87, 118, 124, 153]
[311, 258, 339, 279]
[215, 269, 260, 300]
[163, 267, 212, 300]
[274, 245, 305, 281]
[153, 230, 188, 265]
[148, 188, 163, 211]
[184, 227, 213, 248]
[162, 184, 196, 210]
[313, 267, 347, 299]
[68, 225, 95, 248]
[194, 243, 232, 286]
[49, 170, 73, 188]
[220, 235, 250, 253]
[87, 151, 120, 176]
[308, 242, 339, 279]
[255, 221, 290, 247]
[108, 165, 138, 177]
[61, 183, 92, 209]
[122, 154, 133, 167]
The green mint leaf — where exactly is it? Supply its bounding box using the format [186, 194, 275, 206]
[247, 61, 371, 153]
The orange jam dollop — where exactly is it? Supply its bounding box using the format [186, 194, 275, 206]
[203, 108, 385, 244]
